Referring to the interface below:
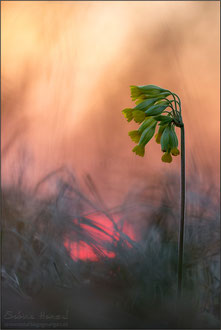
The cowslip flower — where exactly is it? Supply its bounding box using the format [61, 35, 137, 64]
[130, 85, 170, 101]
[122, 84, 182, 163]
[128, 130, 141, 143]
[132, 145, 145, 157]
[122, 108, 133, 122]
[161, 152, 172, 163]
[132, 121, 157, 157]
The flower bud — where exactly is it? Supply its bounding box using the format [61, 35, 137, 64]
[168, 126, 178, 148]
[160, 125, 170, 152]
[145, 103, 168, 116]
[134, 98, 160, 111]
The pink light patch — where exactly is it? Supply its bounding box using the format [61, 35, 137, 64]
[64, 213, 136, 261]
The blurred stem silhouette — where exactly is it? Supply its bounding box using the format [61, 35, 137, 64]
[178, 123, 185, 297]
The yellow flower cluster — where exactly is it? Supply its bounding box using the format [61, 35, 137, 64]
[122, 85, 181, 163]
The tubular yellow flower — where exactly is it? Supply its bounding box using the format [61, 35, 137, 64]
[130, 85, 143, 101]
[171, 147, 180, 156]
[161, 152, 172, 163]
[132, 110, 146, 123]
[132, 145, 145, 157]
[130, 85, 170, 101]
[128, 130, 141, 143]
[122, 108, 133, 122]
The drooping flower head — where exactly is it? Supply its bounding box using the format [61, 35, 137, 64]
[122, 84, 183, 163]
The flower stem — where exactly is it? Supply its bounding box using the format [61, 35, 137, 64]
[178, 124, 185, 297]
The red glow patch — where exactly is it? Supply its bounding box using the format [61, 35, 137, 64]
[64, 213, 136, 261]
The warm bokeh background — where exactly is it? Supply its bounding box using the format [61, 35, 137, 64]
[2, 1, 220, 207]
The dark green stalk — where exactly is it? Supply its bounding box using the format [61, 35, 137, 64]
[177, 124, 185, 297]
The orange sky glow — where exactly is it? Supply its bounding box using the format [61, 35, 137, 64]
[2, 1, 220, 260]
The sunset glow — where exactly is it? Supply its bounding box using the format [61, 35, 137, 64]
[64, 213, 136, 261]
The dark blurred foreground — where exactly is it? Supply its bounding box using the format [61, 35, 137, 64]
[1, 166, 220, 329]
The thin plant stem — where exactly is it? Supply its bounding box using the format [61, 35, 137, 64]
[177, 124, 185, 297]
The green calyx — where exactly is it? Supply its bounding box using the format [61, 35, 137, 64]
[138, 117, 156, 133]
[145, 103, 168, 116]
[139, 122, 157, 147]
